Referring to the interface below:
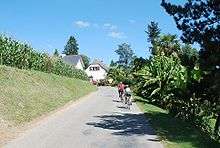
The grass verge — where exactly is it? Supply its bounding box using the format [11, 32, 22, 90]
[0, 65, 96, 125]
[135, 96, 220, 148]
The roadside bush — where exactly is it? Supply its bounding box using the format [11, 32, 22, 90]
[0, 35, 88, 80]
[133, 52, 219, 140]
[107, 67, 133, 86]
[134, 53, 187, 106]
[97, 79, 108, 86]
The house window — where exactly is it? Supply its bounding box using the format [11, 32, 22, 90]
[89, 66, 100, 71]
[95, 67, 100, 71]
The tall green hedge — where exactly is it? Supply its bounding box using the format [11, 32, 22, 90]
[0, 35, 88, 80]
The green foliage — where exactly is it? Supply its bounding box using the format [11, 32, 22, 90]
[63, 36, 79, 55]
[51, 58, 88, 80]
[156, 34, 181, 56]
[80, 54, 90, 69]
[136, 98, 220, 148]
[115, 43, 135, 68]
[132, 57, 149, 72]
[107, 67, 132, 85]
[135, 53, 187, 106]
[146, 21, 161, 55]
[161, 0, 220, 71]
[161, 0, 220, 139]
[134, 18, 219, 140]
[133, 30, 219, 141]
[53, 49, 59, 57]
[109, 60, 117, 67]
[146, 22, 184, 57]
[0, 35, 88, 80]
[179, 44, 199, 69]
[134, 48, 219, 140]
[108, 43, 136, 85]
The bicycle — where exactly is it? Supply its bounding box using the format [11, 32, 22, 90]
[118, 90, 124, 102]
[124, 94, 132, 109]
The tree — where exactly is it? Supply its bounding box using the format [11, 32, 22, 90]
[146, 21, 161, 55]
[132, 57, 149, 72]
[53, 49, 59, 57]
[80, 54, 90, 69]
[107, 67, 133, 85]
[109, 60, 117, 67]
[161, 0, 220, 137]
[156, 34, 181, 56]
[115, 43, 135, 68]
[63, 36, 79, 55]
[179, 44, 199, 69]
[161, 0, 220, 70]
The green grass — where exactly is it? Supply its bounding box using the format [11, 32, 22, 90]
[135, 96, 220, 148]
[0, 65, 97, 125]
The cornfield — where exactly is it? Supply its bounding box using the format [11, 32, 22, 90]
[0, 35, 88, 80]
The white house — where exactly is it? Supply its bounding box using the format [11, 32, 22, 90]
[85, 60, 108, 81]
[62, 55, 85, 70]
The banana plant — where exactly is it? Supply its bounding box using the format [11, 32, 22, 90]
[135, 52, 187, 106]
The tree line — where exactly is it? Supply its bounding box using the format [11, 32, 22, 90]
[108, 0, 220, 141]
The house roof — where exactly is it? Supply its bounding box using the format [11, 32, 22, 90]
[62, 55, 85, 67]
[90, 59, 109, 71]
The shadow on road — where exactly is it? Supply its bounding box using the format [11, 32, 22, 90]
[116, 106, 127, 109]
[112, 99, 121, 103]
[86, 113, 155, 136]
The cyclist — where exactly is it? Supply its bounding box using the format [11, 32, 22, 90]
[124, 85, 132, 109]
[117, 82, 125, 101]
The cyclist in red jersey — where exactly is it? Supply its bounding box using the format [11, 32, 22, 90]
[117, 82, 125, 101]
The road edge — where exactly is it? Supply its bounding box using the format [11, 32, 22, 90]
[1, 88, 98, 146]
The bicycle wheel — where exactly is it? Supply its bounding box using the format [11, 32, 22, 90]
[127, 96, 131, 109]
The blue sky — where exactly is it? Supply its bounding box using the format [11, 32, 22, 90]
[0, 0, 184, 64]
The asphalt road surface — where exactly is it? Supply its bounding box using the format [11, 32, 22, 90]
[5, 87, 163, 148]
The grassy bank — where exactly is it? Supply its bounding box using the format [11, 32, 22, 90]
[135, 97, 220, 148]
[0, 65, 96, 125]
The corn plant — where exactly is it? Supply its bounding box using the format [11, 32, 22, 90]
[0, 35, 88, 80]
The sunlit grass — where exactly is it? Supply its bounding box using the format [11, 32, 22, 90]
[0, 65, 96, 125]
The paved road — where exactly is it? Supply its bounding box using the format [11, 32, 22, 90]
[5, 87, 163, 148]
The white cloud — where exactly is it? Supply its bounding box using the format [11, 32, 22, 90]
[75, 21, 90, 28]
[103, 23, 117, 30]
[108, 31, 127, 39]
